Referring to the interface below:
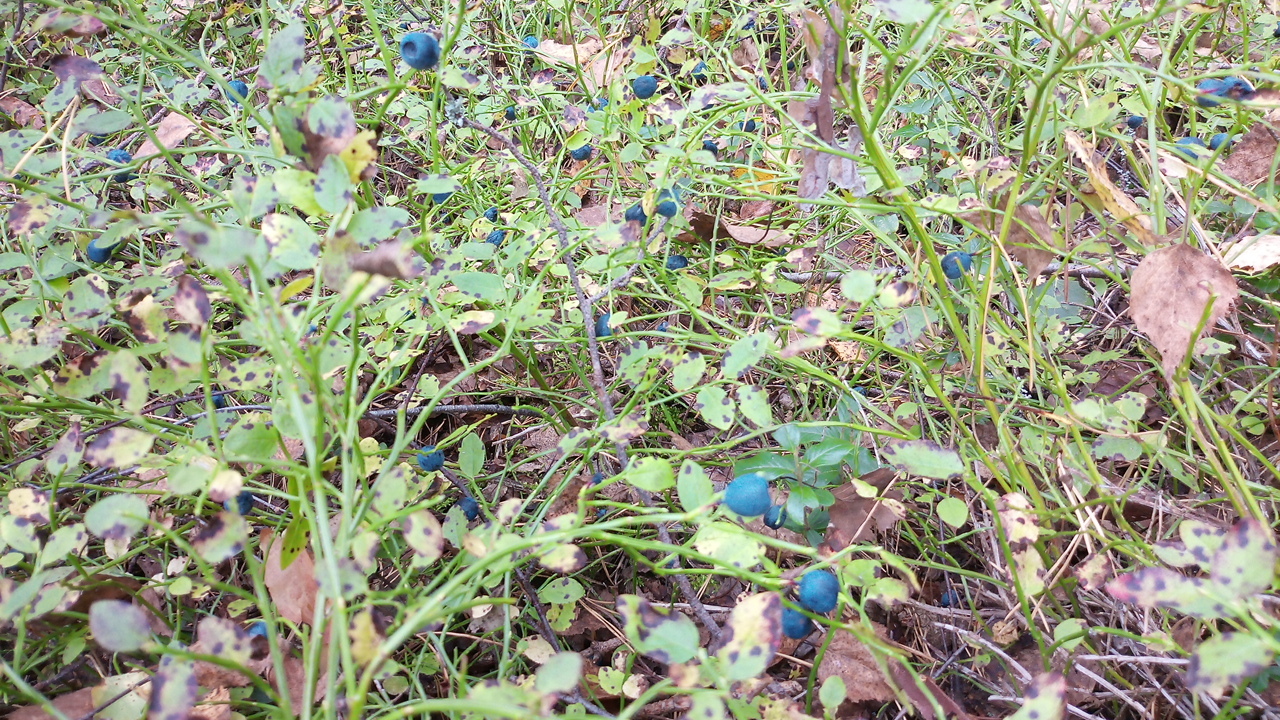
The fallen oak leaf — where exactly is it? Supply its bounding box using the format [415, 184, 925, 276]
[1128, 242, 1238, 379]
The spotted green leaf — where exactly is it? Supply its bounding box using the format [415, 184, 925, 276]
[85, 494, 148, 541]
[44, 421, 84, 476]
[791, 307, 843, 337]
[714, 592, 781, 681]
[677, 460, 713, 512]
[149, 654, 197, 720]
[735, 385, 773, 428]
[693, 522, 763, 570]
[882, 439, 964, 480]
[39, 523, 88, 566]
[9, 488, 49, 526]
[260, 213, 321, 275]
[194, 616, 252, 666]
[538, 578, 585, 605]
[1188, 632, 1275, 697]
[403, 511, 443, 564]
[616, 595, 699, 664]
[722, 332, 770, 378]
[90, 600, 152, 651]
[539, 543, 586, 573]
[1009, 672, 1065, 720]
[0, 323, 67, 368]
[671, 351, 706, 392]
[625, 456, 674, 492]
[372, 464, 409, 516]
[259, 23, 308, 90]
[1106, 568, 1226, 618]
[8, 194, 57, 236]
[190, 511, 249, 564]
[109, 350, 149, 413]
[314, 154, 354, 214]
[1209, 517, 1277, 597]
[694, 385, 735, 430]
[346, 206, 411, 247]
[174, 217, 260, 270]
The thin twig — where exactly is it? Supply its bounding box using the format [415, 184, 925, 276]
[366, 404, 548, 419]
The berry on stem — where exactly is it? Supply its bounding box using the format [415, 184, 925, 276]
[940, 251, 973, 279]
[569, 144, 593, 161]
[1174, 136, 1207, 159]
[724, 473, 771, 517]
[459, 496, 480, 521]
[484, 206, 499, 222]
[595, 313, 613, 338]
[655, 189, 679, 217]
[400, 32, 441, 70]
[417, 446, 445, 472]
[432, 191, 453, 203]
[691, 61, 708, 82]
[85, 238, 115, 264]
[224, 491, 255, 515]
[226, 80, 250, 104]
[1209, 132, 1232, 151]
[624, 204, 647, 224]
[485, 229, 507, 246]
[701, 139, 719, 157]
[522, 35, 540, 49]
[1124, 115, 1144, 130]
[666, 255, 688, 270]
[781, 607, 813, 639]
[797, 570, 840, 613]
[632, 75, 658, 99]
[763, 503, 786, 529]
[504, 105, 517, 121]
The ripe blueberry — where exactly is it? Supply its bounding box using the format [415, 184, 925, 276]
[1209, 132, 1232, 151]
[522, 35, 539, 49]
[624, 204, 647, 224]
[106, 148, 133, 182]
[226, 80, 250, 104]
[595, 313, 613, 337]
[1124, 115, 1144, 129]
[484, 206, 499, 222]
[504, 105, 517, 121]
[417, 446, 445, 472]
[763, 503, 786, 529]
[738, 119, 757, 132]
[655, 190, 679, 217]
[797, 570, 840, 613]
[432, 191, 452, 203]
[485, 229, 507, 246]
[1174, 136, 1207, 159]
[940, 251, 973, 279]
[939, 589, 961, 608]
[781, 606, 813, 639]
[1274, 21, 1280, 38]
[400, 32, 441, 71]
[632, 75, 658, 99]
[569, 144, 593, 161]
[224, 490, 255, 515]
[724, 472, 771, 517]
[691, 61, 708, 82]
[459, 496, 480, 521]
[248, 621, 269, 638]
[85, 238, 115, 263]
[590, 472, 605, 485]
[88, 134, 108, 146]
[701, 139, 719, 157]
[666, 254, 688, 270]
[757, 76, 768, 90]
[656, 320, 669, 332]
[1195, 78, 1227, 107]
[212, 392, 230, 409]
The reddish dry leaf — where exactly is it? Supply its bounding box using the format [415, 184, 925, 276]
[261, 528, 318, 626]
[1220, 110, 1280, 185]
[1063, 130, 1158, 245]
[886, 662, 972, 720]
[5, 687, 97, 720]
[136, 113, 199, 158]
[0, 96, 43, 128]
[1129, 243, 1238, 378]
[817, 627, 896, 705]
[823, 469, 903, 552]
[683, 209, 790, 247]
[963, 200, 1062, 279]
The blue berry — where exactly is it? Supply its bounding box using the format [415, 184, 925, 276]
[632, 75, 658, 99]
[483, 206, 499, 222]
[416, 446, 445, 472]
[459, 496, 480, 521]
[701, 139, 719, 157]
[247, 621, 268, 638]
[522, 35, 539, 49]
[624, 204, 647, 224]
[590, 472, 605, 485]
[757, 76, 768, 90]
[485, 229, 507, 246]
[1195, 78, 1227, 107]
[738, 119, 757, 132]
[1209, 132, 1232, 151]
[226, 80, 249, 104]
[724, 473, 771, 517]
[587, 97, 609, 112]
[1124, 115, 1144, 129]
[1219, 76, 1255, 100]
[691, 61, 708, 82]
[224, 490, 255, 515]
[940, 251, 973, 279]
[797, 570, 840, 613]
[1174, 136, 1207, 159]
[655, 189, 679, 217]
[504, 105, 516, 121]
[569, 144, 593, 161]
[432, 191, 452, 203]
[656, 320, 669, 332]
[212, 392, 229, 409]
[939, 589, 961, 608]
[781, 607, 813, 639]
[595, 313, 612, 338]
[665, 255, 688, 270]
[400, 32, 441, 71]
[85, 238, 114, 263]
[763, 504, 786, 529]
[88, 134, 108, 146]
[106, 148, 134, 182]
[1274, 21, 1280, 39]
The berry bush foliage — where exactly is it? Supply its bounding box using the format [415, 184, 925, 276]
[3, 1, 1280, 719]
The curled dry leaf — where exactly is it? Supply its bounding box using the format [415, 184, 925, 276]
[1128, 243, 1238, 378]
[1223, 234, 1280, 273]
[683, 208, 791, 247]
[534, 38, 603, 67]
[136, 112, 199, 158]
[0, 96, 44, 128]
[962, 199, 1062, 279]
[1063, 130, 1157, 245]
[261, 528, 318, 626]
[817, 626, 896, 704]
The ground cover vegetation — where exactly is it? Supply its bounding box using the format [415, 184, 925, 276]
[2, 0, 1280, 718]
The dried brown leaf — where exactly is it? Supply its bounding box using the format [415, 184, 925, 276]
[1063, 130, 1157, 245]
[817, 628, 896, 704]
[684, 209, 790, 247]
[534, 38, 603, 67]
[1220, 110, 1280, 186]
[136, 113, 199, 158]
[1129, 242, 1238, 378]
[5, 687, 97, 720]
[261, 528, 318, 626]
[1223, 234, 1280, 273]
[886, 662, 972, 720]
[0, 96, 43, 128]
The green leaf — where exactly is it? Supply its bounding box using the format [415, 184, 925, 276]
[191, 511, 249, 564]
[279, 514, 311, 570]
[616, 595, 699, 664]
[735, 385, 773, 428]
[538, 543, 587, 573]
[459, 432, 485, 479]
[693, 522, 763, 570]
[626, 456, 674, 492]
[882, 439, 964, 480]
[90, 600, 152, 652]
[402, 511, 443, 564]
[108, 350, 149, 414]
[694, 385, 735, 430]
[313, 154, 354, 214]
[0, 323, 67, 369]
[840, 270, 878, 302]
[195, 616, 252, 666]
[791, 307, 843, 337]
[346, 206, 412, 246]
[1009, 673, 1065, 720]
[819, 675, 848, 710]
[535, 652, 583, 694]
[1188, 632, 1276, 697]
[1053, 618, 1085, 652]
[274, 168, 325, 217]
[260, 213, 321, 275]
[875, 0, 937, 24]
[936, 496, 968, 528]
[1106, 567, 1227, 618]
[677, 460, 713, 512]
[722, 332, 770, 378]
[1209, 517, 1277, 597]
[259, 24, 308, 89]
[372, 464, 409, 516]
[538, 578, 584, 605]
[85, 495, 148, 541]
[714, 592, 781, 681]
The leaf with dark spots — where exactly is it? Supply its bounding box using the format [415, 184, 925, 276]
[194, 616, 253, 667]
[89, 599, 152, 651]
[191, 511, 249, 564]
[84, 428, 154, 469]
[714, 593, 781, 681]
[350, 240, 422, 280]
[8, 194, 58, 236]
[149, 655, 198, 720]
[1209, 517, 1277, 597]
[538, 543, 586, 573]
[173, 275, 211, 328]
[1187, 632, 1276, 698]
[1105, 567, 1226, 618]
[882, 439, 964, 480]
[402, 511, 443, 564]
[1009, 672, 1065, 720]
[49, 53, 103, 83]
[302, 96, 357, 169]
[616, 595, 699, 664]
[8, 488, 50, 526]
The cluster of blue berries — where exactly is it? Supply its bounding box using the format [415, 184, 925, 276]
[724, 472, 788, 530]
